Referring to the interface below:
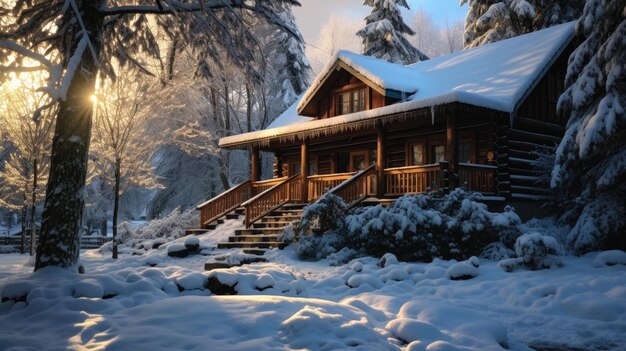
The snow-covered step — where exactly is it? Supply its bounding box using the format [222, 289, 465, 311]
[185, 228, 210, 235]
[253, 221, 299, 229]
[217, 242, 282, 249]
[235, 228, 285, 235]
[228, 235, 281, 243]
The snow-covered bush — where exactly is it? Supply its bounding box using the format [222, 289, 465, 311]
[499, 233, 562, 272]
[480, 242, 514, 261]
[295, 189, 522, 262]
[102, 208, 197, 255]
[296, 194, 349, 260]
[298, 193, 348, 236]
[345, 189, 522, 261]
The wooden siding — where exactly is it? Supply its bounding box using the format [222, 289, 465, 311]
[517, 41, 576, 126]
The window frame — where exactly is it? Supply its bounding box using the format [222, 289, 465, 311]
[332, 84, 369, 116]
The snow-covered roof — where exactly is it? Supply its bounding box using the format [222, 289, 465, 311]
[220, 22, 575, 148]
[266, 95, 313, 129]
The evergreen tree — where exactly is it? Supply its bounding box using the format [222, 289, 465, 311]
[269, 1, 311, 104]
[460, 0, 583, 48]
[357, 0, 428, 64]
[551, 0, 626, 253]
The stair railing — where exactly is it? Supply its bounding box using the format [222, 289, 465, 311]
[324, 165, 376, 207]
[197, 180, 253, 228]
[242, 173, 302, 228]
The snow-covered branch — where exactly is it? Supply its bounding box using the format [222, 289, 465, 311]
[0, 41, 55, 69]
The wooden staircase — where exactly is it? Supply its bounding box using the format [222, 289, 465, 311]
[217, 203, 305, 255]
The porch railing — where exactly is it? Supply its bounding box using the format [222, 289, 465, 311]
[326, 165, 376, 206]
[307, 172, 355, 202]
[242, 173, 303, 227]
[458, 163, 497, 194]
[253, 177, 286, 194]
[384, 164, 442, 196]
[197, 180, 253, 228]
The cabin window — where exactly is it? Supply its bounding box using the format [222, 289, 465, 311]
[459, 142, 473, 163]
[410, 143, 425, 165]
[309, 156, 318, 176]
[336, 87, 366, 115]
[431, 145, 445, 164]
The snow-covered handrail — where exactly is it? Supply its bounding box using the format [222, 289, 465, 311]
[243, 174, 303, 227]
[197, 180, 253, 228]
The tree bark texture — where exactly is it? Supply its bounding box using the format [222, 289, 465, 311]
[35, 0, 104, 270]
[112, 158, 120, 259]
[30, 158, 37, 256]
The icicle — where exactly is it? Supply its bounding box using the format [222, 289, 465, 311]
[431, 106, 435, 125]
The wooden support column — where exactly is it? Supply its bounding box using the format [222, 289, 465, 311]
[251, 146, 260, 182]
[445, 112, 458, 189]
[376, 127, 386, 198]
[300, 140, 309, 202]
[274, 152, 283, 178]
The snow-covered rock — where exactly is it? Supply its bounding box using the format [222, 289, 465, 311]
[446, 259, 479, 281]
[166, 243, 188, 258]
[593, 250, 626, 267]
[183, 236, 200, 252]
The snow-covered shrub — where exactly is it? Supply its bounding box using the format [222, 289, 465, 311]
[346, 189, 521, 261]
[296, 194, 349, 260]
[480, 242, 514, 261]
[499, 233, 562, 272]
[299, 194, 348, 236]
[104, 208, 197, 255]
[327, 247, 359, 266]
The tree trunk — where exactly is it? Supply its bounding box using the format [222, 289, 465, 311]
[20, 203, 26, 254]
[30, 159, 37, 256]
[112, 158, 121, 259]
[246, 83, 253, 133]
[35, 1, 104, 271]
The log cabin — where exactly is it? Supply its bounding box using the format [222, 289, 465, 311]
[198, 22, 576, 231]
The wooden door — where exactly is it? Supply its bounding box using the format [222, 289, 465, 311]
[349, 151, 369, 172]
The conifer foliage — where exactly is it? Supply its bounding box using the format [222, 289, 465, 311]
[357, 0, 429, 64]
[551, 0, 626, 253]
[460, 0, 584, 48]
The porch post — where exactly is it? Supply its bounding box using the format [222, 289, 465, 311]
[445, 112, 458, 189]
[376, 126, 386, 198]
[251, 146, 261, 182]
[274, 152, 283, 178]
[300, 140, 309, 202]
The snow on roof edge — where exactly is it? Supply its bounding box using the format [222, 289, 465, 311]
[219, 91, 507, 148]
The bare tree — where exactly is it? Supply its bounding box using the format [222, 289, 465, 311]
[0, 0, 301, 270]
[90, 70, 162, 259]
[0, 81, 56, 255]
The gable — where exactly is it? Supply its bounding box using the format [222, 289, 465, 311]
[298, 58, 411, 117]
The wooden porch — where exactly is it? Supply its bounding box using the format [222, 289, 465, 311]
[198, 161, 497, 229]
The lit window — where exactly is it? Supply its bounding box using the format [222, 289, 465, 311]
[336, 88, 366, 116]
[411, 144, 424, 165]
[431, 145, 445, 163]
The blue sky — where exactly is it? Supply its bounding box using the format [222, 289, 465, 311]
[294, 0, 468, 43]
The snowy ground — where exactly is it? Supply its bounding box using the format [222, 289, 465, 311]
[0, 221, 625, 351]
